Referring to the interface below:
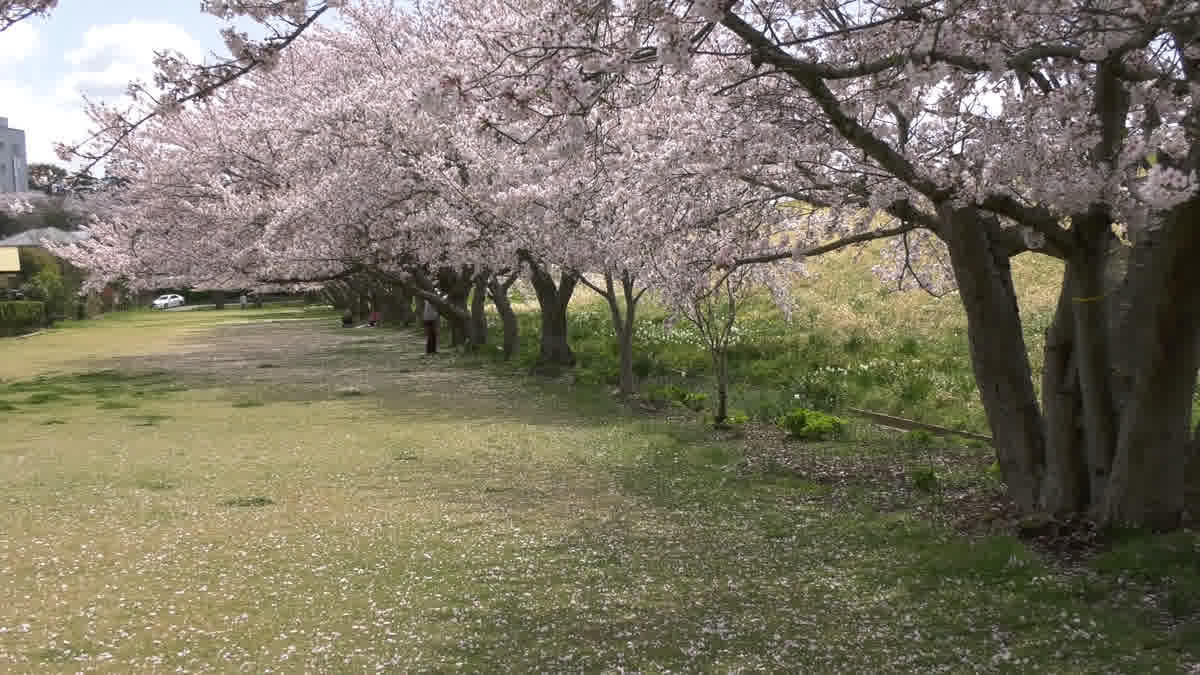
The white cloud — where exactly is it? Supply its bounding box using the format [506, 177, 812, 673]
[0, 22, 39, 65]
[0, 21, 207, 167]
[0, 79, 88, 166]
[58, 21, 207, 100]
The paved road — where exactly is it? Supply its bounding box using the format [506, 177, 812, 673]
[163, 304, 212, 312]
[163, 304, 262, 312]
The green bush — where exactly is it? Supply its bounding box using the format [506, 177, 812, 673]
[681, 391, 709, 411]
[777, 408, 848, 440]
[646, 384, 708, 411]
[17, 248, 79, 318]
[900, 429, 935, 450]
[910, 466, 940, 493]
[0, 300, 46, 336]
[727, 410, 750, 426]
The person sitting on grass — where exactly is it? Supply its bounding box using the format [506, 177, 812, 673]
[368, 310, 381, 327]
[342, 310, 354, 328]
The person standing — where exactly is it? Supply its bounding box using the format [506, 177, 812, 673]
[239, 293, 248, 310]
[422, 298, 440, 354]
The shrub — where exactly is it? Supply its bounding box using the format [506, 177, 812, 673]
[647, 384, 709, 411]
[777, 408, 848, 440]
[897, 373, 935, 405]
[791, 368, 849, 411]
[17, 248, 80, 318]
[681, 391, 709, 411]
[738, 387, 793, 423]
[0, 300, 46, 336]
[910, 467, 940, 493]
[900, 429, 935, 450]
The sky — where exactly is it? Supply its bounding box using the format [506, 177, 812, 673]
[0, 1, 326, 167]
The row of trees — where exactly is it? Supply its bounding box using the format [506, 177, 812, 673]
[7, 0, 1200, 529]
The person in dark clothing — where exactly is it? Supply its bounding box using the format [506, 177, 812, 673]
[422, 299, 439, 354]
[342, 310, 354, 327]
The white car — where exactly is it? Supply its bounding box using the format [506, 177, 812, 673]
[151, 293, 185, 310]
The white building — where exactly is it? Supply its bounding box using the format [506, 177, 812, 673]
[0, 117, 29, 194]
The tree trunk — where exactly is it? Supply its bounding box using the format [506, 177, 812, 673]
[714, 348, 729, 428]
[527, 259, 577, 372]
[213, 290, 225, 310]
[436, 266, 473, 348]
[1187, 424, 1200, 517]
[444, 289, 469, 347]
[468, 272, 489, 350]
[1066, 214, 1118, 508]
[446, 308, 468, 346]
[357, 294, 371, 322]
[1103, 198, 1200, 530]
[617, 316, 636, 396]
[598, 270, 641, 397]
[394, 287, 414, 326]
[488, 276, 519, 361]
[1040, 270, 1088, 514]
[940, 207, 1046, 512]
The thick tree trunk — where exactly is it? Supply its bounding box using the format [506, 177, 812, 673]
[399, 287, 415, 325]
[446, 308, 468, 346]
[488, 276, 519, 361]
[1065, 214, 1118, 509]
[1188, 424, 1200, 517]
[385, 286, 414, 326]
[430, 266, 475, 348]
[439, 269, 471, 348]
[468, 273, 489, 350]
[1104, 198, 1200, 530]
[1040, 272, 1088, 514]
[213, 290, 225, 310]
[940, 207, 1046, 511]
[357, 294, 371, 322]
[527, 259, 577, 372]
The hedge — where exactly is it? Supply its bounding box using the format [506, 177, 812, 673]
[0, 300, 45, 337]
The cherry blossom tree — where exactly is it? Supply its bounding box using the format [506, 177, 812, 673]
[0, 0, 56, 32]
[53, 0, 1200, 528]
[422, 0, 1200, 528]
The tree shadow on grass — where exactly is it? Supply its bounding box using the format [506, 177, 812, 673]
[397, 497, 1192, 672]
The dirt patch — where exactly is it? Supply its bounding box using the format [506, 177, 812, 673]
[101, 320, 514, 403]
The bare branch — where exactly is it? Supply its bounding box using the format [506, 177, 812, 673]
[733, 222, 918, 267]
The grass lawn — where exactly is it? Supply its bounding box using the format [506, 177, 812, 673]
[1, 306, 1198, 672]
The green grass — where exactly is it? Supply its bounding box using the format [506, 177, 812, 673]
[451, 250, 1067, 434]
[0, 294, 1196, 671]
[231, 399, 265, 408]
[221, 495, 275, 508]
[97, 399, 139, 410]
